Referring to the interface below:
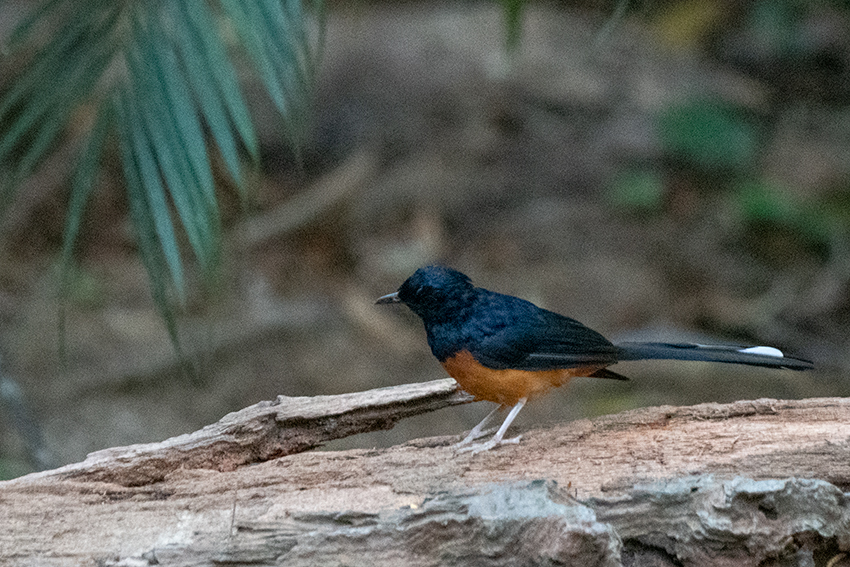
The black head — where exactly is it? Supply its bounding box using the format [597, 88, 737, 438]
[376, 265, 475, 323]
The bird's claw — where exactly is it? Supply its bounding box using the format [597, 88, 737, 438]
[455, 434, 522, 454]
[452, 427, 497, 449]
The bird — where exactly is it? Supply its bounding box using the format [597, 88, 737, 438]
[376, 265, 814, 453]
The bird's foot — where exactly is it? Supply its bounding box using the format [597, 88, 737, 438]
[452, 427, 498, 448]
[456, 434, 521, 454]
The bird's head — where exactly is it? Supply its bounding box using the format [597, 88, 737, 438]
[376, 265, 475, 323]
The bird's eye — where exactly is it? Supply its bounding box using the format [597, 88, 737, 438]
[417, 285, 435, 298]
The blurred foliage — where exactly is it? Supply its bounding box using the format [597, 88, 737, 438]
[500, 0, 526, 51]
[58, 262, 107, 310]
[734, 179, 799, 226]
[745, 0, 808, 58]
[651, 0, 723, 51]
[733, 179, 849, 261]
[653, 94, 847, 260]
[0, 0, 320, 342]
[634, 0, 850, 265]
[657, 99, 758, 173]
[607, 169, 666, 213]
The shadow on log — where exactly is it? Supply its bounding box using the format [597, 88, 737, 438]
[2, 379, 850, 566]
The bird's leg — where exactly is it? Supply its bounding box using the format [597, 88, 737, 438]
[453, 405, 501, 447]
[457, 397, 527, 454]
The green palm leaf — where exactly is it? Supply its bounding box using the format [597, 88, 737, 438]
[0, 0, 318, 339]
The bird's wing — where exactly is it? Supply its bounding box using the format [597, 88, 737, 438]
[465, 293, 620, 371]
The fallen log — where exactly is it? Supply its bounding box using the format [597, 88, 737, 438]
[3, 380, 850, 566]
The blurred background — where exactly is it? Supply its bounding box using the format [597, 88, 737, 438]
[0, 0, 848, 478]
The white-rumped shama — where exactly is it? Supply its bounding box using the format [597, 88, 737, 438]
[377, 265, 813, 453]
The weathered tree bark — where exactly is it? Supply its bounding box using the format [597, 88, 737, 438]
[3, 380, 850, 566]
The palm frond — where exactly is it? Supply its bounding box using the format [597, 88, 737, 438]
[0, 0, 318, 335]
[219, 0, 313, 143]
[0, 3, 118, 198]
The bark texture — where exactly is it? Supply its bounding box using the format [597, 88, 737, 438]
[3, 381, 850, 566]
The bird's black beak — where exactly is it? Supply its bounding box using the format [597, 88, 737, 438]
[375, 291, 401, 305]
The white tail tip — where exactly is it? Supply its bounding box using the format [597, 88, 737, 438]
[739, 346, 784, 358]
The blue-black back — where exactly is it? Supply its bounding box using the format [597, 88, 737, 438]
[396, 266, 620, 370]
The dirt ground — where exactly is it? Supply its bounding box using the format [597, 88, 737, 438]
[1, 2, 849, 477]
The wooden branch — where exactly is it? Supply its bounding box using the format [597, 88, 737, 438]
[31, 378, 472, 486]
[3, 388, 850, 566]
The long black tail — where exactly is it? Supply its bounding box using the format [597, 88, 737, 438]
[615, 342, 813, 371]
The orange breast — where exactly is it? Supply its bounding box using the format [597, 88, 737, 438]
[441, 350, 605, 407]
